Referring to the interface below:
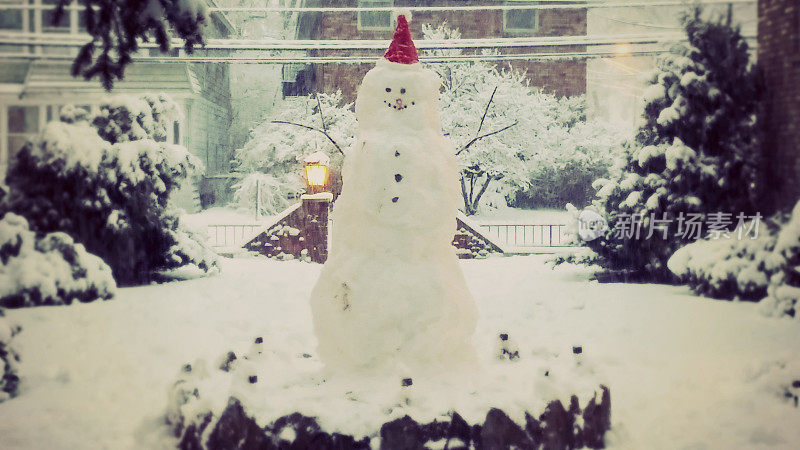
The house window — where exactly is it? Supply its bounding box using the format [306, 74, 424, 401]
[503, 1, 539, 34]
[357, 0, 393, 31]
[0, 1, 82, 55]
[0, 0, 26, 53]
[282, 63, 312, 97]
[7, 105, 39, 160]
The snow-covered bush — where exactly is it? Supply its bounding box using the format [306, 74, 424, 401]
[423, 24, 625, 214]
[583, 10, 763, 279]
[0, 308, 21, 402]
[2, 94, 218, 286]
[760, 201, 800, 320]
[232, 93, 353, 215]
[668, 217, 783, 300]
[0, 213, 115, 308]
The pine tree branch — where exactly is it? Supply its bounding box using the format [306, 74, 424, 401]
[270, 120, 345, 155]
[455, 121, 518, 156]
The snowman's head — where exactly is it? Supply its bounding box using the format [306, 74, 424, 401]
[355, 59, 442, 130]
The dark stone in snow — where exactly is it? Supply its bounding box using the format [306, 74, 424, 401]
[499, 333, 508, 341]
[792, 380, 800, 388]
[401, 377, 413, 387]
[249, 375, 258, 384]
[182, 363, 192, 373]
[394, 151, 400, 157]
[395, 174, 403, 182]
[480, 408, 533, 449]
[392, 197, 399, 203]
[254, 337, 263, 344]
[219, 351, 237, 372]
[525, 412, 543, 447]
[379, 415, 422, 450]
[579, 386, 612, 449]
[447, 412, 472, 447]
[539, 397, 576, 449]
[206, 398, 271, 450]
[572, 346, 582, 355]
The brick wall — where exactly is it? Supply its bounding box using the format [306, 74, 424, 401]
[308, 0, 586, 102]
[758, 0, 800, 210]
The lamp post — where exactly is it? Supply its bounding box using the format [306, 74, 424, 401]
[301, 152, 332, 263]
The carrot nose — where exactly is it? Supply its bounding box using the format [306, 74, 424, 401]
[395, 98, 404, 108]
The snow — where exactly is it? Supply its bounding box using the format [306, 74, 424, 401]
[31, 122, 109, 173]
[300, 192, 334, 201]
[0, 256, 798, 448]
[303, 151, 331, 165]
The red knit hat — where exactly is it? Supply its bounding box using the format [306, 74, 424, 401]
[384, 15, 418, 64]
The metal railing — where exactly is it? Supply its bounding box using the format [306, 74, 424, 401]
[478, 223, 573, 248]
[207, 224, 262, 248]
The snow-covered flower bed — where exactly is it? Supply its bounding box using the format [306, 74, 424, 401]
[164, 339, 610, 448]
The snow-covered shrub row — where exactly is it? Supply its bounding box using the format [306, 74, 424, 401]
[581, 11, 763, 279]
[760, 201, 800, 320]
[1, 94, 218, 286]
[668, 217, 784, 300]
[0, 213, 115, 308]
[0, 308, 21, 402]
[423, 24, 625, 213]
[232, 93, 353, 215]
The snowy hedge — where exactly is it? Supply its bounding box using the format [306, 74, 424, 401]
[581, 11, 763, 279]
[0, 213, 115, 308]
[667, 217, 783, 300]
[1, 94, 218, 286]
[0, 308, 21, 402]
[760, 201, 800, 320]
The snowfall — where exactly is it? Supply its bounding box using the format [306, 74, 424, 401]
[0, 253, 799, 449]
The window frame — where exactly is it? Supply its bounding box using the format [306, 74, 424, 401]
[357, 0, 394, 32]
[502, 1, 540, 34]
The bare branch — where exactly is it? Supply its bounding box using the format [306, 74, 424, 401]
[271, 120, 345, 155]
[455, 120, 518, 156]
[316, 95, 328, 134]
[476, 86, 498, 137]
[471, 176, 494, 210]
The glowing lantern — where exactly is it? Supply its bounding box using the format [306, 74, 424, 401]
[304, 151, 330, 193]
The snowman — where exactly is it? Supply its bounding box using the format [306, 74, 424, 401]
[309, 13, 478, 376]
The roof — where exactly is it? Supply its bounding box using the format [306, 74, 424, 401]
[0, 61, 199, 97]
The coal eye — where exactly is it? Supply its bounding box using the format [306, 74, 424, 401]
[400, 88, 406, 94]
[385, 88, 391, 92]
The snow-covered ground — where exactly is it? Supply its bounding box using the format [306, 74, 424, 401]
[0, 255, 798, 449]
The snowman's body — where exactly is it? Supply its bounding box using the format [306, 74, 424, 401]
[310, 40, 477, 375]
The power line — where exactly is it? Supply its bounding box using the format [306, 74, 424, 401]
[0, 49, 671, 64]
[0, 32, 756, 51]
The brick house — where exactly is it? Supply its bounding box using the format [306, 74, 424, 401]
[758, 0, 800, 210]
[0, 0, 235, 210]
[285, 0, 587, 102]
